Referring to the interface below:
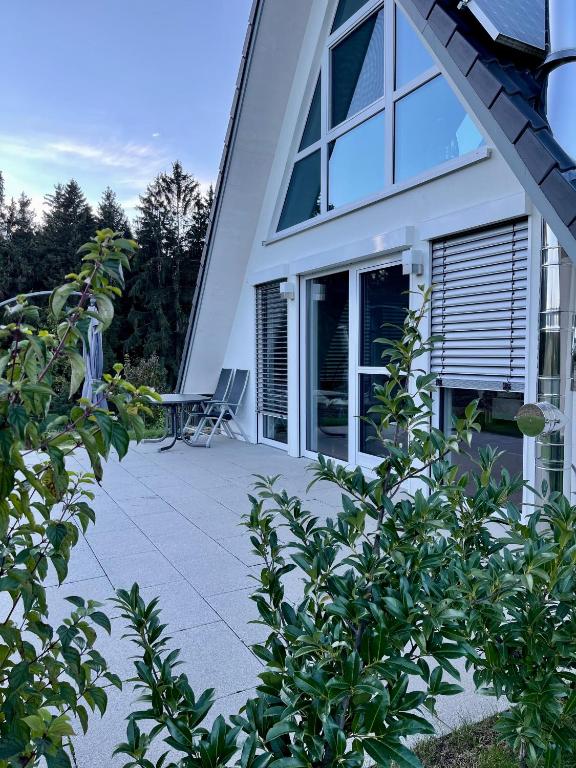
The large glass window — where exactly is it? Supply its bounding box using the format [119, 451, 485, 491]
[395, 76, 484, 183]
[395, 6, 433, 88]
[278, 151, 321, 231]
[306, 272, 349, 461]
[276, 1, 485, 233]
[331, 9, 384, 127]
[328, 111, 385, 209]
[300, 76, 322, 151]
[332, 0, 370, 32]
[443, 388, 524, 503]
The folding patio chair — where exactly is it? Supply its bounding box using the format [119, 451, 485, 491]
[182, 367, 233, 436]
[187, 369, 250, 448]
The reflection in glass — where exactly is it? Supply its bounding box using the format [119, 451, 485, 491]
[360, 265, 409, 366]
[394, 76, 484, 183]
[332, 0, 369, 32]
[359, 374, 406, 457]
[278, 151, 321, 231]
[331, 9, 384, 127]
[306, 272, 349, 460]
[443, 389, 524, 503]
[300, 76, 322, 151]
[328, 112, 385, 209]
[395, 6, 434, 88]
[263, 415, 287, 444]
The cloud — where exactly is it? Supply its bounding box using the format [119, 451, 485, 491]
[0, 133, 169, 179]
[152, 132, 161, 138]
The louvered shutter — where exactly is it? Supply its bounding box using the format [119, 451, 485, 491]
[256, 281, 288, 418]
[431, 219, 528, 392]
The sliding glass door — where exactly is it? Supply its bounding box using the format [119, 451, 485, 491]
[356, 264, 409, 463]
[305, 271, 349, 461]
[302, 261, 409, 466]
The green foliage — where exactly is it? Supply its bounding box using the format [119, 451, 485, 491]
[116, 290, 576, 768]
[123, 353, 169, 435]
[0, 229, 160, 766]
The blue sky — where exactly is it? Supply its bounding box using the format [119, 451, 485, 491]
[0, 0, 252, 219]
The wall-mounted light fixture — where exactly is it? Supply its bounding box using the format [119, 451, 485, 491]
[279, 281, 295, 300]
[402, 249, 424, 276]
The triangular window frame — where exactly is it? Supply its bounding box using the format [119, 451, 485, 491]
[274, 0, 485, 235]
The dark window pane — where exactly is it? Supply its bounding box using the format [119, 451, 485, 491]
[328, 111, 385, 209]
[360, 265, 409, 366]
[306, 272, 349, 461]
[332, 0, 369, 32]
[278, 151, 321, 231]
[395, 6, 434, 88]
[331, 9, 384, 127]
[359, 374, 407, 457]
[300, 76, 322, 151]
[444, 388, 524, 503]
[394, 75, 484, 183]
[263, 415, 287, 444]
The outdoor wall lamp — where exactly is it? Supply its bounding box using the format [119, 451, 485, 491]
[279, 281, 296, 300]
[402, 249, 424, 277]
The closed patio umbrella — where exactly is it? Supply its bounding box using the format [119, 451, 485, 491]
[82, 314, 106, 408]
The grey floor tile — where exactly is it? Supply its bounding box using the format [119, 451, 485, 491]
[101, 550, 181, 589]
[44, 547, 105, 587]
[182, 507, 244, 540]
[209, 588, 268, 646]
[140, 580, 219, 632]
[177, 552, 250, 598]
[118, 496, 175, 518]
[132, 509, 195, 539]
[85, 527, 156, 560]
[219, 534, 263, 567]
[171, 621, 261, 697]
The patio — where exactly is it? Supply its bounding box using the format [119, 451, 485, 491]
[47, 437, 498, 766]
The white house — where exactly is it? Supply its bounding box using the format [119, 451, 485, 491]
[178, 0, 576, 501]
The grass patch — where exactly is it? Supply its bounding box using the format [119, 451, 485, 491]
[411, 717, 518, 768]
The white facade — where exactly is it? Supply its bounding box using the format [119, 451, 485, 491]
[181, 0, 576, 501]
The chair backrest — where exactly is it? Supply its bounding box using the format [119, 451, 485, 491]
[213, 368, 233, 402]
[226, 369, 249, 413]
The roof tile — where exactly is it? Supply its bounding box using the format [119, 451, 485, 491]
[411, 0, 436, 20]
[428, 5, 457, 46]
[516, 128, 558, 183]
[536, 130, 576, 173]
[540, 169, 576, 226]
[491, 92, 547, 142]
[467, 59, 504, 107]
[447, 29, 480, 75]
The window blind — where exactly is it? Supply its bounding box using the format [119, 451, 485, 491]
[431, 218, 528, 391]
[256, 281, 288, 418]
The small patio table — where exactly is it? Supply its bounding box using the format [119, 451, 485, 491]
[155, 394, 211, 452]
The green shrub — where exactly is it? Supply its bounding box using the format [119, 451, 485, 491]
[0, 230, 159, 766]
[116, 289, 576, 768]
[123, 352, 168, 436]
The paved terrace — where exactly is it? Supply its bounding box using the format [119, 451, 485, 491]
[45, 437, 498, 766]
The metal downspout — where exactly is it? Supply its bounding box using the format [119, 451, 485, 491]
[516, 0, 576, 496]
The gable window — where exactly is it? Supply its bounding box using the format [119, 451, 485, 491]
[276, 0, 485, 233]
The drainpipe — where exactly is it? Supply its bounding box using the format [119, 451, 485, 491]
[516, 0, 576, 496]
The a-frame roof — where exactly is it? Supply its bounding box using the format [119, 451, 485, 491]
[178, 0, 576, 388]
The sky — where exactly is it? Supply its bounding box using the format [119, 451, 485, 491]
[0, 0, 253, 220]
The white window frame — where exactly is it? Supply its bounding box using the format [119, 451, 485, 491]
[271, 0, 487, 239]
[298, 254, 418, 473]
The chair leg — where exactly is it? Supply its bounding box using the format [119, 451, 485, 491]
[205, 412, 225, 448]
[229, 413, 249, 443]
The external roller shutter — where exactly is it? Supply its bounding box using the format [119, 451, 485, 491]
[256, 281, 288, 418]
[431, 218, 528, 392]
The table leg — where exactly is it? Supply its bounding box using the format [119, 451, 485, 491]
[160, 406, 179, 452]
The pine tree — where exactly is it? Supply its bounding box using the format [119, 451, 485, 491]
[128, 161, 207, 386]
[96, 186, 132, 235]
[36, 179, 96, 289]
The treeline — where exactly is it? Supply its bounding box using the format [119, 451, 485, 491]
[0, 162, 213, 387]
